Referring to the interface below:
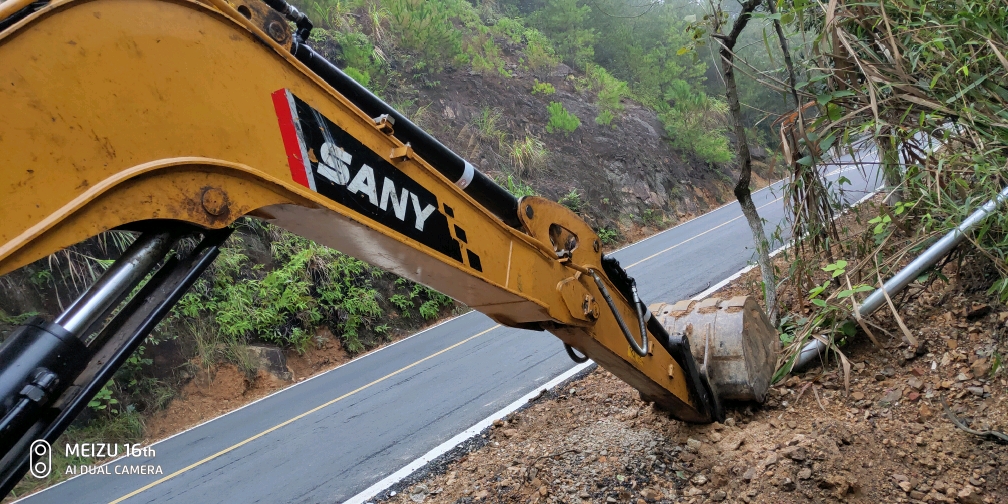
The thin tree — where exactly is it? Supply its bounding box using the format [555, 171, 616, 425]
[708, 0, 779, 325]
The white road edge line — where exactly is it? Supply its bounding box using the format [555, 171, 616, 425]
[691, 185, 880, 302]
[343, 361, 594, 504]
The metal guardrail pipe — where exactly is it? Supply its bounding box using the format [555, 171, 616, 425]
[858, 184, 1008, 318]
[794, 184, 1008, 371]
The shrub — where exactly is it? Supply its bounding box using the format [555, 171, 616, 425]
[597, 226, 619, 246]
[531, 80, 555, 95]
[558, 189, 583, 214]
[545, 101, 579, 134]
[522, 27, 560, 71]
[585, 64, 627, 126]
[382, 0, 461, 69]
[659, 80, 732, 164]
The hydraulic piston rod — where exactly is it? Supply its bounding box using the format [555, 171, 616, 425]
[54, 232, 176, 337]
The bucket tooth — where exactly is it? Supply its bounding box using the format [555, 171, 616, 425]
[652, 296, 778, 403]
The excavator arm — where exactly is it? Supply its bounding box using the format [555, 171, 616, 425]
[0, 0, 774, 495]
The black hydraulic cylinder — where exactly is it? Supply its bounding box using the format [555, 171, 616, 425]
[0, 319, 88, 451]
[290, 42, 522, 229]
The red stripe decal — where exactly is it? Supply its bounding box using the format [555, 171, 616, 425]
[271, 89, 311, 188]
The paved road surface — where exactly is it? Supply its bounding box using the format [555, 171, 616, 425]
[21, 161, 879, 504]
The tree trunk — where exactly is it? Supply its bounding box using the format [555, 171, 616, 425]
[716, 0, 778, 325]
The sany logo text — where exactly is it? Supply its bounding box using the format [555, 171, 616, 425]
[315, 141, 437, 232]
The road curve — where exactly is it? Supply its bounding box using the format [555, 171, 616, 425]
[19, 161, 878, 504]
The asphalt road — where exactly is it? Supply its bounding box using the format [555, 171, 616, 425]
[20, 161, 879, 504]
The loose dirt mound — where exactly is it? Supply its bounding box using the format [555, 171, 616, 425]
[382, 275, 1007, 504]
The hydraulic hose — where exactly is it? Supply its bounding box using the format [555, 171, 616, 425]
[288, 42, 521, 228]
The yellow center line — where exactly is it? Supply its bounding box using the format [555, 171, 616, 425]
[624, 196, 783, 270]
[109, 325, 501, 504]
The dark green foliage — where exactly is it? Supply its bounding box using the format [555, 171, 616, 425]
[659, 80, 733, 164]
[545, 101, 579, 134]
[382, 0, 462, 69]
[528, 0, 595, 68]
[172, 222, 454, 356]
[558, 189, 583, 214]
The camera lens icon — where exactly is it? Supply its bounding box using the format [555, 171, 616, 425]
[29, 440, 51, 479]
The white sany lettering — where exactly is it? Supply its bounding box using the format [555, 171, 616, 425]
[380, 178, 409, 222]
[410, 193, 437, 231]
[317, 142, 352, 185]
[347, 164, 378, 205]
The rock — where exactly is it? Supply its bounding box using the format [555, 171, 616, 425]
[492, 419, 504, 427]
[967, 386, 985, 396]
[579, 490, 590, 499]
[246, 345, 293, 382]
[606, 497, 617, 503]
[742, 467, 757, 482]
[781, 477, 796, 491]
[717, 434, 744, 452]
[851, 391, 865, 401]
[908, 391, 921, 401]
[691, 473, 708, 486]
[781, 446, 807, 461]
[538, 486, 548, 497]
[502, 428, 518, 438]
[908, 377, 925, 390]
[759, 453, 779, 468]
[410, 483, 429, 503]
[550, 63, 573, 78]
[639, 487, 660, 502]
[711, 489, 727, 501]
[474, 489, 489, 499]
[970, 359, 989, 378]
[957, 485, 982, 504]
[881, 388, 902, 405]
[686, 438, 703, 453]
[798, 468, 812, 480]
[899, 481, 913, 492]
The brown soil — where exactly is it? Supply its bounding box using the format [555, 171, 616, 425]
[141, 317, 449, 443]
[381, 204, 1008, 504]
[142, 329, 352, 441]
[286, 326, 351, 381]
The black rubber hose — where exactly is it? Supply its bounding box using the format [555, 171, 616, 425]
[290, 42, 522, 228]
[564, 344, 589, 363]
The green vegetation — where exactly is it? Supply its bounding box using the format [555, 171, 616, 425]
[531, 80, 555, 95]
[558, 189, 583, 214]
[172, 223, 454, 356]
[596, 226, 619, 247]
[659, 80, 732, 164]
[545, 101, 579, 134]
[581, 63, 627, 126]
[509, 134, 548, 176]
[499, 174, 536, 198]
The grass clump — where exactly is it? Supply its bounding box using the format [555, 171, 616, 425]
[509, 135, 548, 176]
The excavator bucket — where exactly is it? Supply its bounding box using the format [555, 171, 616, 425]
[651, 296, 778, 403]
